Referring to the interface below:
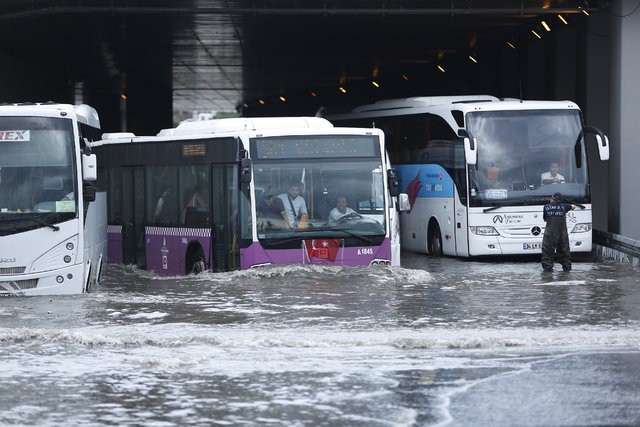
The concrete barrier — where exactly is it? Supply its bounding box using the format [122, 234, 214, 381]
[593, 229, 640, 267]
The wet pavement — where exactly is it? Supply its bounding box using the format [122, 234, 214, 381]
[0, 252, 638, 426]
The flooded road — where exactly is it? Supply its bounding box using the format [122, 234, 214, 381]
[1, 253, 639, 426]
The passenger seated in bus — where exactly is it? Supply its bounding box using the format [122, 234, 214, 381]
[328, 195, 359, 223]
[277, 181, 308, 230]
[153, 185, 177, 224]
[541, 162, 565, 185]
[257, 193, 285, 230]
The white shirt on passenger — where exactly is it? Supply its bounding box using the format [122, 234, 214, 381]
[278, 193, 307, 226]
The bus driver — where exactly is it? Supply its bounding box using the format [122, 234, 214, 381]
[541, 162, 565, 185]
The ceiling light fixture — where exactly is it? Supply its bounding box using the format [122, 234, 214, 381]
[506, 41, 516, 50]
[437, 65, 446, 73]
[339, 87, 347, 94]
[279, 96, 286, 102]
[468, 55, 478, 63]
[401, 74, 409, 81]
[541, 21, 551, 31]
[531, 29, 542, 39]
[310, 91, 317, 97]
[372, 81, 380, 88]
[259, 99, 265, 105]
[558, 14, 568, 25]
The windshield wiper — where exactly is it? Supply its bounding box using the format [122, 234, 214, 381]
[483, 205, 503, 213]
[28, 217, 60, 231]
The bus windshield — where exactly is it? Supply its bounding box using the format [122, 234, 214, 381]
[466, 109, 588, 207]
[0, 117, 77, 231]
[252, 155, 387, 246]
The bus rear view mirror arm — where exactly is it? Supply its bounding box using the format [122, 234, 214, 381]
[576, 126, 610, 164]
[240, 157, 252, 183]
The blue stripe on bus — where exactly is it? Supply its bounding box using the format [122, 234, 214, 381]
[396, 164, 454, 198]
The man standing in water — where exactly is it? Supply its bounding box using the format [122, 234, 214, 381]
[541, 192, 576, 272]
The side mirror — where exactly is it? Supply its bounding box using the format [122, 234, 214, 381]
[596, 134, 610, 161]
[82, 154, 97, 181]
[577, 126, 610, 165]
[458, 129, 477, 165]
[240, 158, 252, 183]
[464, 137, 477, 165]
[387, 168, 400, 197]
[397, 193, 410, 212]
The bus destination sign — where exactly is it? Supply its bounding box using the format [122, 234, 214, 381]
[252, 135, 379, 159]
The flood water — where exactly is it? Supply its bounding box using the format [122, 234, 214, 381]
[1, 253, 639, 426]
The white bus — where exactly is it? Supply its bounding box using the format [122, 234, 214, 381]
[92, 117, 407, 274]
[330, 96, 610, 257]
[0, 103, 106, 295]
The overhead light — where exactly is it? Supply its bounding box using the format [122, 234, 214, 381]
[401, 74, 409, 81]
[339, 87, 347, 94]
[279, 96, 286, 102]
[120, 93, 127, 100]
[541, 21, 551, 31]
[531, 29, 542, 39]
[580, 7, 590, 16]
[506, 41, 516, 50]
[258, 99, 265, 105]
[558, 14, 568, 25]
[310, 91, 317, 97]
[468, 55, 478, 63]
[437, 65, 446, 73]
[371, 81, 380, 88]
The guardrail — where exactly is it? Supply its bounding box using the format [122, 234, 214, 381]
[593, 229, 640, 267]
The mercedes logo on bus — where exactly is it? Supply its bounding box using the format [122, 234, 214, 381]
[493, 215, 503, 224]
[531, 226, 542, 236]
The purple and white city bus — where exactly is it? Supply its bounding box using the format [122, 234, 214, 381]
[92, 117, 408, 275]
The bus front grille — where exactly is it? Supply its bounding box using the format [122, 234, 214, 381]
[0, 279, 38, 293]
[0, 267, 27, 275]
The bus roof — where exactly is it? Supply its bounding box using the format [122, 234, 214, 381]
[329, 96, 580, 121]
[96, 116, 359, 146]
[0, 102, 100, 128]
[160, 116, 333, 137]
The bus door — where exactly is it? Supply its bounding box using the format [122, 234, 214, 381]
[210, 163, 240, 271]
[454, 188, 470, 257]
[121, 166, 146, 268]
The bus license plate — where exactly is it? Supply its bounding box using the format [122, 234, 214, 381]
[523, 243, 542, 250]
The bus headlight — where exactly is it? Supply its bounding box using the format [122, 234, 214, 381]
[469, 226, 499, 236]
[571, 223, 592, 233]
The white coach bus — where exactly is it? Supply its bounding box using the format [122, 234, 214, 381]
[0, 103, 106, 295]
[330, 96, 609, 257]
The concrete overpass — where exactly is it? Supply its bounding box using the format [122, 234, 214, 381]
[0, 0, 638, 240]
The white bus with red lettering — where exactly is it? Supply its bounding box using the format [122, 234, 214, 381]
[0, 103, 106, 295]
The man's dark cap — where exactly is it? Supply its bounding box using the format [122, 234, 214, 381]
[553, 192, 562, 200]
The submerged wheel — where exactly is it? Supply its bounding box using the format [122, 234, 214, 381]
[189, 247, 206, 275]
[428, 224, 443, 257]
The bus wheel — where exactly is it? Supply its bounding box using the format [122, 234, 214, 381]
[189, 248, 206, 275]
[429, 224, 443, 257]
